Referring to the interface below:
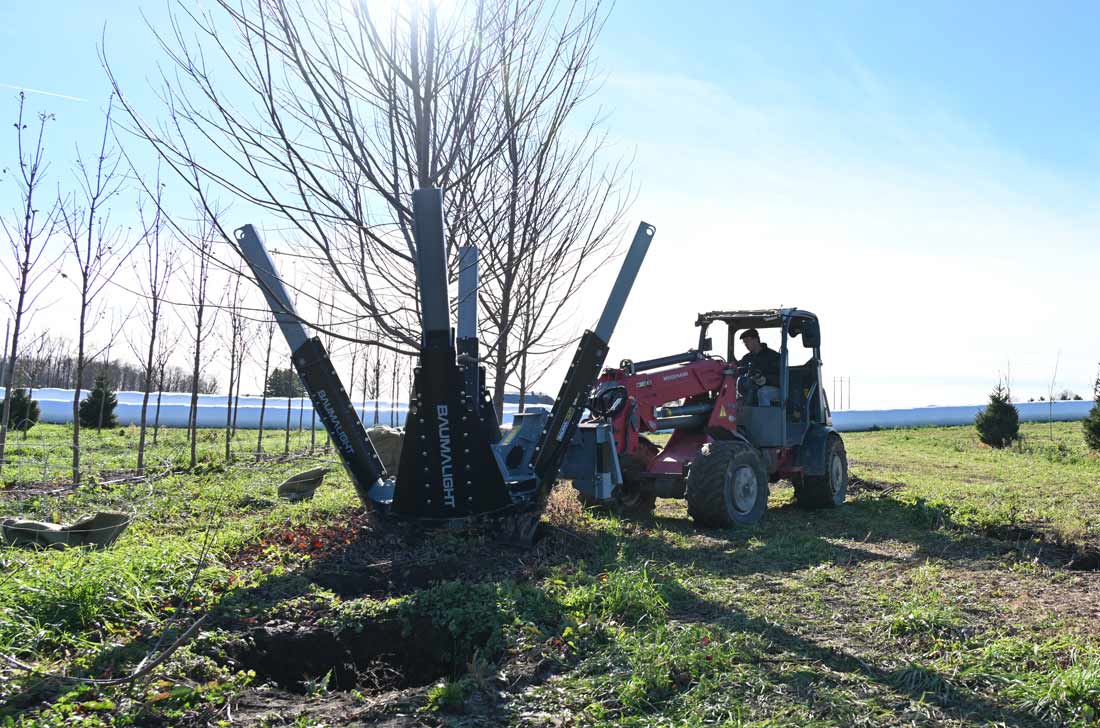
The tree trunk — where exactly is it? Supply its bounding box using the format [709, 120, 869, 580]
[137, 310, 158, 474]
[23, 382, 33, 441]
[224, 334, 237, 463]
[390, 355, 398, 427]
[153, 363, 165, 446]
[492, 337, 509, 422]
[365, 351, 374, 420]
[373, 354, 382, 427]
[96, 347, 112, 433]
[518, 350, 529, 414]
[284, 390, 292, 456]
[70, 299, 88, 485]
[0, 317, 20, 475]
[491, 269, 515, 421]
[189, 330, 203, 470]
[256, 324, 274, 458]
[232, 357, 243, 436]
[310, 407, 316, 453]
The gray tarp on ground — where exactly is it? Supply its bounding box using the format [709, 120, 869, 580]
[276, 467, 329, 501]
[276, 427, 401, 503]
[0, 511, 131, 549]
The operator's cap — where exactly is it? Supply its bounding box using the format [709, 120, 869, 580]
[739, 328, 760, 341]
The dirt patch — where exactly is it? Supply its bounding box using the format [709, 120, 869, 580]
[979, 522, 1100, 571]
[226, 687, 422, 727]
[848, 476, 906, 497]
[216, 495, 592, 695]
[232, 506, 589, 600]
[235, 615, 480, 692]
[846, 475, 1100, 571]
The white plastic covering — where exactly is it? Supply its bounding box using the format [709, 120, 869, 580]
[1, 387, 522, 429]
[831, 399, 1093, 432]
[1, 388, 1093, 432]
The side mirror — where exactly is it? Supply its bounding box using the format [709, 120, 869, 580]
[800, 319, 821, 348]
[700, 337, 713, 352]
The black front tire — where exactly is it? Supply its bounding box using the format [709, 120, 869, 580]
[795, 435, 848, 508]
[685, 441, 769, 528]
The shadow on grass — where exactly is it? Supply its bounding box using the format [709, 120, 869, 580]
[2, 492, 1050, 725]
[659, 582, 1043, 727]
[624, 489, 1037, 578]
[15, 516, 597, 703]
[551, 493, 1049, 726]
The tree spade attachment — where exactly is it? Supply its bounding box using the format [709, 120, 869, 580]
[236, 187, 654, 533]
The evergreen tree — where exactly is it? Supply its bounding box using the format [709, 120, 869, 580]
[264, 367, 305, 398]
[1084, 364, 1100, 452]
[1, 388, 40, 431]
[975, 380, 1019, 448]
[79, 375, 119, 429]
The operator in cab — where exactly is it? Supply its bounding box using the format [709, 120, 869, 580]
[738, 328, 780, 406]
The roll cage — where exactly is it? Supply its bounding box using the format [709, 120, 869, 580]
[694, 308, 829, 445]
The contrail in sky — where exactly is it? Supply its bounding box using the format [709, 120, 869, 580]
[0, 83, 87, 102]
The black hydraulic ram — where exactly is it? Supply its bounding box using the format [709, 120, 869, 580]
[622, 350, 705, 375]
[532, 222, 656, 488]
[234, 224, 386, 506]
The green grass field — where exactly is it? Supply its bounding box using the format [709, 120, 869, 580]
[1, 421, 1098, 727]
[0, 420, 332, 487]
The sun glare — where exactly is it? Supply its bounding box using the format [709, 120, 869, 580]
[347, 0, 457, 25]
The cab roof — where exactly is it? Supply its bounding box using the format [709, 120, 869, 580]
[694, 308, 818, 330]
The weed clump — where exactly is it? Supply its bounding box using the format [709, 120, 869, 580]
[975, 380, 1019, 448]
[425, 677, 473, 713]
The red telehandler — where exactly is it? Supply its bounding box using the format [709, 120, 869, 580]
[557, 308, 848, 527]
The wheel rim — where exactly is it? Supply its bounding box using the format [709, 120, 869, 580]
[729, 464, 758, 514]
[829, 453, 844, 496]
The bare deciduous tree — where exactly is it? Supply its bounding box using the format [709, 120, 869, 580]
[151, 324, 182, 447]
[1, 94, 61, 475]
[222, 263, 247, 462]
[454, 0, 628, 416]
[255, 318, 275, 457]
[60, 95, 136, 483]
[183, 206, 222, 469]
[107, 1, 623, 378]
[131, 169, 177, 473]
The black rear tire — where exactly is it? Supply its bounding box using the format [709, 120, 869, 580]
[795, 434, 848, 508]
[685, 441, 769, 528]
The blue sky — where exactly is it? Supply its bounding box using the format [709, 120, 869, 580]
[1, 1, 1097, 407]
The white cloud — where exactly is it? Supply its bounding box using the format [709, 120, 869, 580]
[555, 65, 1100, 408]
